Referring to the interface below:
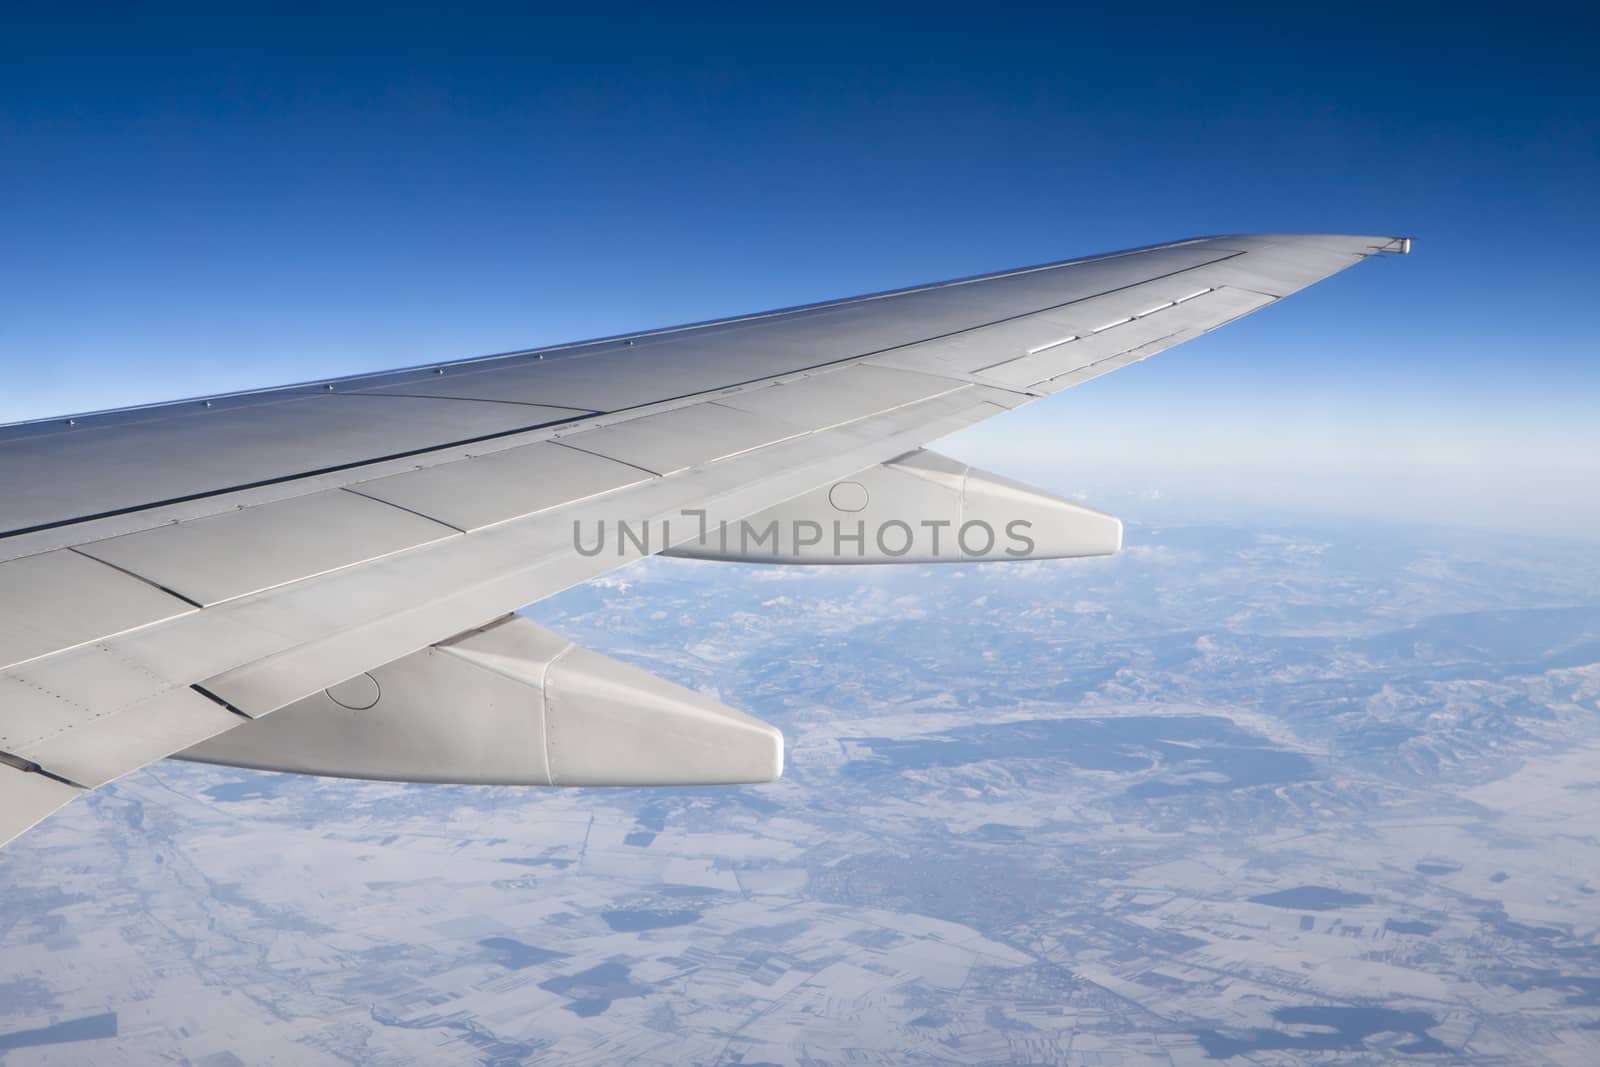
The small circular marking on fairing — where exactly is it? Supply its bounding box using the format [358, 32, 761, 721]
[829, 481, 869, 513]
[326, 673, 381, 711]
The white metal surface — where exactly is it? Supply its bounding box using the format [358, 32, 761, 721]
[1195, 234, 1377, 296]
[973, 286, 1277, 390]
[666, 448, 1121, 563]
[75, 489, 460, 606]
[0, 763, 81, 845]
[180, 616, 782, 786]
[558, 401, 804, 475]
[334, 242, 1242, 414]
[350, 441, 651, 532]
[1034, 329, 1201, 394]
[0, 548, 197, 671]
[180, 639, 554, 785]
[718, 365, 964, 431]
[1, 672, 240, 787]
[196, 389, 996, 717]
[0, 393, 585, 538]
[543, 635, 782, 786]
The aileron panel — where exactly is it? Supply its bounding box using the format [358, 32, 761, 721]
[0, 549, 198, 672]
[719, 365, 964, 431]
[75, 489, 460, 607]
[557, 402, 805, 476]
[351, 441, 652, 532]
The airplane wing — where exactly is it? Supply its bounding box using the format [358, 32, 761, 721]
[0, 233, 1410, 846]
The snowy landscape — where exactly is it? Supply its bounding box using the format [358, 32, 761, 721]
[3, 492, 1598, 1065]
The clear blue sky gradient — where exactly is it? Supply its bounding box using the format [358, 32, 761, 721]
[2, 7, 1595, 533]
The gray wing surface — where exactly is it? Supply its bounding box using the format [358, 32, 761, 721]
[0, 233, 1410, 845]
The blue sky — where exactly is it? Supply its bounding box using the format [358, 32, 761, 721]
[2, 7, 1595, 535]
